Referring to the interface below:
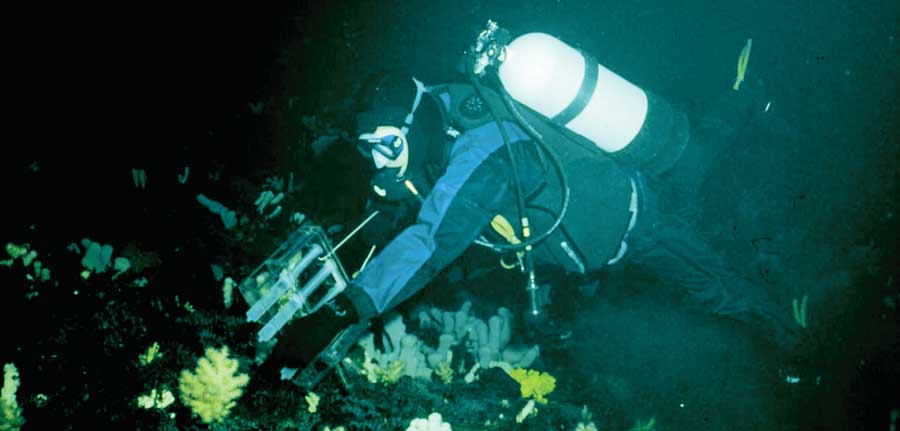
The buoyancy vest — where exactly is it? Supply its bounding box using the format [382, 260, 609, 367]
[430, 83, 635, 273]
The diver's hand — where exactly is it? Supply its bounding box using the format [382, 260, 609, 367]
[268, 292, 362, 368]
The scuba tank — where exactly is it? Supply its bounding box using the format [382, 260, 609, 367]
[463, 21, 690, 318]
[475, 23, 690, 177]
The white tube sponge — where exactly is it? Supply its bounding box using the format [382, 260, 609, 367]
[437, 334, 456, 355]
[497, 307, 513, 347]
[399, 335, 431, 379]
[358, 315, 436, 380]
[427, 333, 458, 369]
[196, 194, 237, 229]
[80, 239, 113, 273]
[418, 310, 436, 329]
[383, 314, 407, 353]
[518, 346, 540, 368]
[478, 345, 497, 368]
[488, 316, 502, 353]
[441, 311, 455, 335]
[473, 319, 489, 349]
[453, 301, 472, 338]
[501, 345, 540, 369]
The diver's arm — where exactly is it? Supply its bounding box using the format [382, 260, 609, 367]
[352, 129, 520, 315]
[359, 196, 419, 249]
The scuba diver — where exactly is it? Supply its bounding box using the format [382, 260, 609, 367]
[267, 24, 800, 386]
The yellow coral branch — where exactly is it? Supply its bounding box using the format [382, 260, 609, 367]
[178, 346, 249, 424]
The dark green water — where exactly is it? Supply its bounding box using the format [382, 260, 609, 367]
[2, 1, 897, 430]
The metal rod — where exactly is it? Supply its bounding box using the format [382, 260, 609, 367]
[319, 210, 380, 261]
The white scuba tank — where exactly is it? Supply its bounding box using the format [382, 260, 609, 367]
[497, 32, 688, 175]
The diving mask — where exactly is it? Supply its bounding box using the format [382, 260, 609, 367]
[358, 125, 409, 176]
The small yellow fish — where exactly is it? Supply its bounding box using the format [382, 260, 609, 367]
[733, 38, 752, 91]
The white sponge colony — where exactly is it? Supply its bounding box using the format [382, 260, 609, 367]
[196, 194, 237, 229]
[405, 412, 451, 431]
[81, 239, 113, 273]
[78, 239, 130, 280]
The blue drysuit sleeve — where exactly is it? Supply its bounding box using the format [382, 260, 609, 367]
[352, 121, 530, 314]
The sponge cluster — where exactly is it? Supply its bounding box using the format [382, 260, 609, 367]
[357, 301, 540, 382]
[417, 301, 540, 369]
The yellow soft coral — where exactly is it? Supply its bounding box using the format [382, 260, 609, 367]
[507, 368, 556, 404]
[178, 346, 249, 424]
[434, 360, 453, 385]
[377, 359, 406, 384]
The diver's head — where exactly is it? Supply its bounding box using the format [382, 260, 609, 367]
[358, 124, 410, 177]
[355, 71, 443, 200]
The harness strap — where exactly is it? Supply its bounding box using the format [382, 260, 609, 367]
[607, 175, 640, 265]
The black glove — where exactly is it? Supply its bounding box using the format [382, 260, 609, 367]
[268, 292, 365, 368]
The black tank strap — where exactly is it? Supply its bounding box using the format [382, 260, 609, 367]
[552, 52, 598, 126]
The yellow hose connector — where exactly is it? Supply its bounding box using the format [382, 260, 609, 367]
[490, 215, 525, 269]
[491, 215, 521, 245]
